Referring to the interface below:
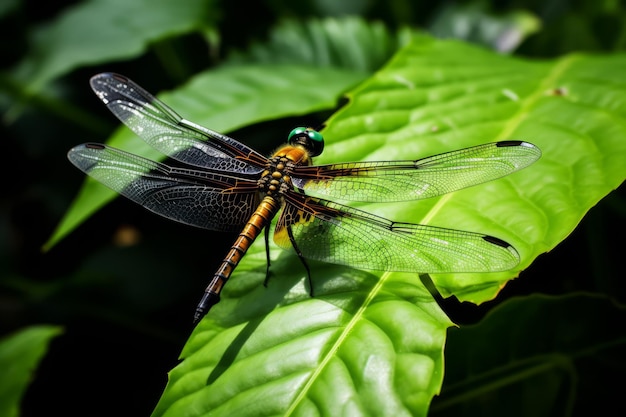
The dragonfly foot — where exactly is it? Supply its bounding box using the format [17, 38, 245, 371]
[263, 272, 272, 287]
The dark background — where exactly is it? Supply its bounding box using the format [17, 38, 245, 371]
[1, 0, 624, 416]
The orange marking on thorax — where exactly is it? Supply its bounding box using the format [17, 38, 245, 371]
[272, 145, 311, 165]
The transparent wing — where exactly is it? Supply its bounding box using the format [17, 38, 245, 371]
[291, 141, 541, 202]
[68, 143, 259, 231]
[274, 194, 519, 273]
[90, 73, 267, 174]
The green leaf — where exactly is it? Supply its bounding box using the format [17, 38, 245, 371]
[0, 326, 63, 417]
[153, 252, 453, 417]
[46, 64, 365, 250]
[433, 294, 626, 415]
[429, 2, 541, 53]
[153, 37, 625, 416]
[11, 0, 215, 91]
[47, 16, 405, 250]
[0, 0, 18, 17]
[228, 16, 412, 72]
[320, 36, 626, 303]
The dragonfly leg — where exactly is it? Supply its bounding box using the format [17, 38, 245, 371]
[287, 225, 314, 296]
[419, 273, 447, 311]
[262, 227, 272, 287]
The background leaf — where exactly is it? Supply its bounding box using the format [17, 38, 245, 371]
[11, 0, 216, 91]
[0, 326, 63, 417]
[429, 2, 541, 53]
[228, 16, 412, 71]
[432, 294, 626, 416]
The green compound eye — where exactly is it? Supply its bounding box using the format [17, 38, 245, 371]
[307, 129, 324, 145]
[288, 127, 307, 142]
[287, 127, 324, 156]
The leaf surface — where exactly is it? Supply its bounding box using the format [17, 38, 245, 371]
[12, 0, 215, 90]
[0, 326, 63, 417]
[153, 37, 626, 416]
[320, 37, 626, 302]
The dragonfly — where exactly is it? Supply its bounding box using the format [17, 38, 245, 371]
[68, 73, 541, 323]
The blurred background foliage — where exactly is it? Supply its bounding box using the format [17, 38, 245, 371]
[0, 0, 624, 416]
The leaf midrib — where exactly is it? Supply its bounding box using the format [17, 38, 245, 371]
[285, 271, 392, 414]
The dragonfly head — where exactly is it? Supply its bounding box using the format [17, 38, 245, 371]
[288, 127, 324, 157]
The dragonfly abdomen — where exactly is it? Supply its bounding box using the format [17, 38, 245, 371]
[193, 143, 316, 322]
[193, 195, 280, 322]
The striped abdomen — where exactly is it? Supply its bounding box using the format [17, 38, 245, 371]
[193, 196, 280, 322]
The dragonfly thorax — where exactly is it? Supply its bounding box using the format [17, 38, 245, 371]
[257, 155, 294, 197]
[258, 144, 314, 197]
